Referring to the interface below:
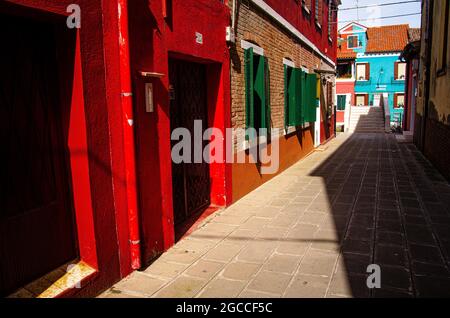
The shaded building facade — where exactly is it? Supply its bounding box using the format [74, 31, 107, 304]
[415, 0, 450, 180]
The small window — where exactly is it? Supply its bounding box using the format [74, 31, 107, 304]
[315, 0, 323, 25]
[395, 62, 406, 80]
[347, 35, 359, 48]
[337, 62, 352, 78]
[337, 95, 346, 110]
[394, 93, 405, 108]
[328, 1, 335, 38]
[355, 94, 368, 106]
[356, 63, 369, 80]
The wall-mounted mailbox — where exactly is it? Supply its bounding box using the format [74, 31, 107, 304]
[145, 83, 154, 113]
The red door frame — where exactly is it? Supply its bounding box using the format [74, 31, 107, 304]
[67, 31, 98, 269]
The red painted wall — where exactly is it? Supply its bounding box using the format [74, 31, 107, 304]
[336, 81, 354, 124]
[264, 0, 337, 62]
[336, 111, 345, 123]
[3, 0, 131, 296]
[336, 81, 355, 99]
[337, 81, 355, 105]
[128, 0, 231, 264]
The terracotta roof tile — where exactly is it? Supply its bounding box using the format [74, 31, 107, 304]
[337, 49, 357, 59]
[366, 24, 409, 53]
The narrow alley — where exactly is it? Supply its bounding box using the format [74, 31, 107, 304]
[101, 133, 450, 298]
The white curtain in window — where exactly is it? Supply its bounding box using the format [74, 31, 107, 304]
[397, 94, 405, 107]
[356, 95, 366, 106]
[356, 64, 366, 80]
[397, 63, 406, 79]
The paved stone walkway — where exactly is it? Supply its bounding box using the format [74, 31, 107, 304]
[100, 133, 450, 298]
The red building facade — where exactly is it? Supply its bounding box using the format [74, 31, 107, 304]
[1, 0, 231, 298]
[127, 0, 232, 266]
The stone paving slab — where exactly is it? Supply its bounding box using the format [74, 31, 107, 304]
[100, 133, 450, 298]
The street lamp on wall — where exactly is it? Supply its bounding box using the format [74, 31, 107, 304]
[376, 67, 384, 89]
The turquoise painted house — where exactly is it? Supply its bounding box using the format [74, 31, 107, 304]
[337, 23, 410, 125]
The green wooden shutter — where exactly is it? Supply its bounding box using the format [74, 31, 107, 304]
[244, 48, 254, 130]
[254, 55, 266, 129]
[287, 67, 298, 126]
[285, 65, 302, 127]
[295, 68, 303, 125]
[300, 69, 307, 125]
[307, 73, 318, 122]
[286, 68, 317, 126]
[337, 95, 346, 110]
[299, 72, 317, 123]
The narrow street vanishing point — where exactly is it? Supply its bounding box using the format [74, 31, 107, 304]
[2, 0, 449, 300]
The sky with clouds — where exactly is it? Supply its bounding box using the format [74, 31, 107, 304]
[338, 0, 422, 30]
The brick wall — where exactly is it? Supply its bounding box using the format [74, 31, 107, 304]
[230, 1, 333, 146]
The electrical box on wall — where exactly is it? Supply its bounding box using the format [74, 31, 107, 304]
[226, 26, 235, 43]
[145, 83, 154, 113]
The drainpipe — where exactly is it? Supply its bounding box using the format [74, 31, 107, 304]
[231, 0, 237, 31]
[117, 0, 141, 270]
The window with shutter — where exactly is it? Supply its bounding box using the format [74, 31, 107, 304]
[347, 35, 358, 48]
[254, 53, 266, 129]
[356, 63, 367, 80]
[328, 1, 334, 38]
[355, 94, 367, 106]
[244, 48, 271, 138]
[397, 94, 405, 107]
[337, 95, 346, 110]
[284, 67, 317, 126]
[303, 73, 318, 122]
[315, 0, 324, 25]
[396, 62, 406, 80]
[244, 48, 254, 130]
[394, 93, 405, 108]
[284, 66, 302, 127]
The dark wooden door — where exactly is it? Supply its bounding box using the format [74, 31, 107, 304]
[169, 59, 211, 226]
[0, 14, 77, 295]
